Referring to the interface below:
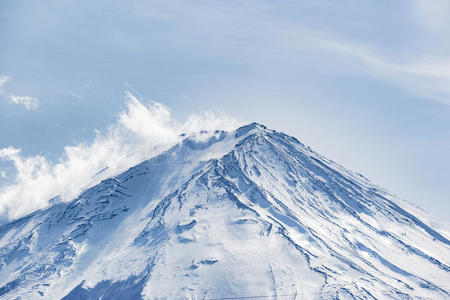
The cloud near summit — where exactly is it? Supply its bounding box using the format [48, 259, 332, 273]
[0, 92, 241, 222]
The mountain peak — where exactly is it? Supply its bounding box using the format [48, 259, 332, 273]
[1, 124, 449, 299]
[234, 122, 268, 138]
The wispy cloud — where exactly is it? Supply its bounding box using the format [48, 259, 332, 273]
[0, 92, 241, 221]
[411, 0, 450, 37]
[9, 94, 39, 110]
[303, 35, 450, 105]
[301, 1, 450, 105]
[130, 0, 450, 105]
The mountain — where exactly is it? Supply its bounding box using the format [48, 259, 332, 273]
[0, 123, 449, 299]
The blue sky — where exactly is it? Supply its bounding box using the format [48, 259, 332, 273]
[0, 0, 449, 221]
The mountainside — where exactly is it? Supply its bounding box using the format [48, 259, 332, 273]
[0, 123, 449, 299]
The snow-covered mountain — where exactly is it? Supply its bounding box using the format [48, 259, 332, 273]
[0, 123, 449, 299]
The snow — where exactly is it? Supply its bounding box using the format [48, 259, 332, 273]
[0, 123, 449, 299]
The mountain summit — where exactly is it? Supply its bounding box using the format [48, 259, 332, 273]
[0, 123, 449, 299]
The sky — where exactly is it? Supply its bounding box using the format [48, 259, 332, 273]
[0, 0, 449, 222]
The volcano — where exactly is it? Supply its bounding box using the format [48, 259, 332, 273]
[0, 123, 449, 299]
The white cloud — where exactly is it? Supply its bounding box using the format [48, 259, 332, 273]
[9, 95, 39, 110]
[119, 92, 177, 143]
[181, 111, 240, 134]
[0, 92, 241, 221]
[0, 75, 10, 94]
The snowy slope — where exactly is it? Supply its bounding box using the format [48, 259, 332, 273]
[0, 123, 449, 299]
